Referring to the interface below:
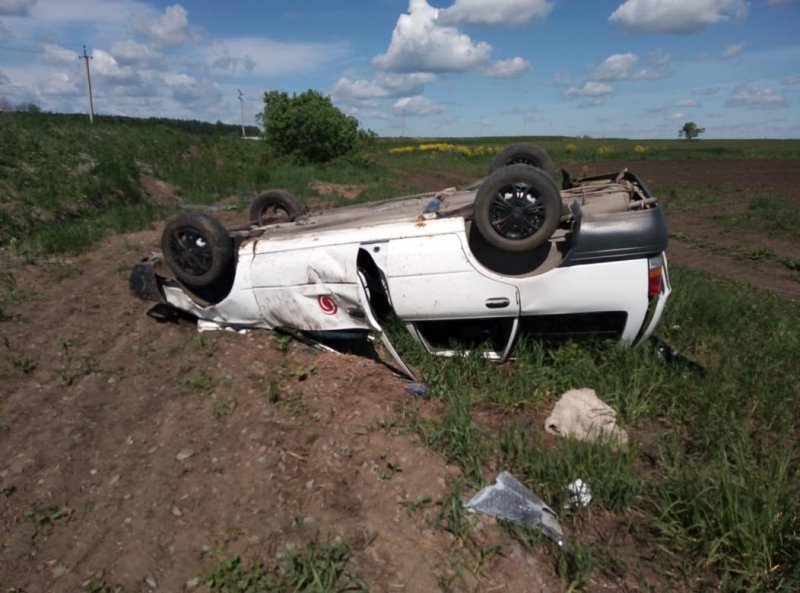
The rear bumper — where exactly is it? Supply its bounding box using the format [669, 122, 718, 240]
[635, 253, 671, 344]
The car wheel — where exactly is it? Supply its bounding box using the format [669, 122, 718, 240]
[474, 164, 561, 253]
[161, 212, 234, 288]
[249, 189, 307, 225]
[488, 142, 555, 178]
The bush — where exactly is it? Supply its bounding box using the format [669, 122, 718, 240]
[261, 90, 368, 164]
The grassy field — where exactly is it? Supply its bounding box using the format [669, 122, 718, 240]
[1, 112, 799, 591]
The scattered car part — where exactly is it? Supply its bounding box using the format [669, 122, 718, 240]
[652, 336, 705, 375]
[566, 478, 592, 508]
[465, 471, 565, 547]
[404, 382, 429, 399]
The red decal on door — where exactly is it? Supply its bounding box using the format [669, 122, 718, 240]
[318, 295, 338, 315]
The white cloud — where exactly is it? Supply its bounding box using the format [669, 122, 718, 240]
[373, 0, 492, 72]
[111, 40, 162, 67]
[438, 0, 554, 27]
[594, 53, 638, 81]
[484, 57, 529, 79]
[28, 0, 146, 26]
[162, 71, 222, 106]
[204, 38, 349, 77]
[609, 0, 748, 34]
[781, 75, 800, 86]
[210, 54, 255, 75]
[0, 0, 36, 16]
[41, 70, 82, 96]
[330, 78, 386, 107]
[669, 112, 685, 121]
[634, 48, 672, 79]
[377, 72, 436, 95]
[132, 4, 203, 47]
[725, 83, 789, 109]
[720, 42, 745, 59]
[549, 70, 572, 88]
[91, 49, 140, 85]
[331, 72, 435, 106]
[563, 81, 614, 101]
[676, 99, 698, 107]
[593, 50, 672, 81]
[39, 43, 77, 64]
[394, 94, 446, 115]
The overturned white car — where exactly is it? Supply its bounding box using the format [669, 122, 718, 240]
[130, 144, 670, 371]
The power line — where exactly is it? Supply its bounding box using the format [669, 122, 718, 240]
[78, 45, 94, 124]
[0, 44, 60, 56]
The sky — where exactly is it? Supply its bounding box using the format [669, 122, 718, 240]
[0, 0, 798, 139]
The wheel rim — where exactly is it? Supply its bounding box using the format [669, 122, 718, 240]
[169, 227, 213, 277]
[487, 182, 547, 240]
[257, 204, 290, 225]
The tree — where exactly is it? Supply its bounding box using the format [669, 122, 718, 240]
[261, 89, 368, 163]
[679, 121, 705, 140]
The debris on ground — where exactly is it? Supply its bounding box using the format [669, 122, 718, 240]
[544, 388, 629, 447]
[652, 336, 706, 375]
[404, 382, 429, 399]
[464, 471, 565, 547]
[566, 478, 592, 508]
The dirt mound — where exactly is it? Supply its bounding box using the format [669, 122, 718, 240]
[0, 228, 562, 592]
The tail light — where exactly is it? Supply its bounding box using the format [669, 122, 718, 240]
[648, 255, 663, 299]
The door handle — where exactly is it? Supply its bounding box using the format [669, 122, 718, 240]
[485, 297, 510, 309]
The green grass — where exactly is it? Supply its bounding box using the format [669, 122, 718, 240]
[387, 265, 800, 591]
[5, 112, 798, 259]
[205, 538, 366, 593]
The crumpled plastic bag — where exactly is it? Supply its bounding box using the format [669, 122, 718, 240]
[544, 388, 628, 447]
[464, 472, 565, 547]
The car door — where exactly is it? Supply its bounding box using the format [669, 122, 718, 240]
[380, 233, 520, 357]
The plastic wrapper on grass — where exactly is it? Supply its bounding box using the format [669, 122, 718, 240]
[464, 471, 565, 547]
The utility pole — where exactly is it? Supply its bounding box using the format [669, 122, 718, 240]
[237, 89, 245, 137]
[78, 45, 94, 124]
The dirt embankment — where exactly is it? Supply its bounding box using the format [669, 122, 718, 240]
[0, 229, 563, 591]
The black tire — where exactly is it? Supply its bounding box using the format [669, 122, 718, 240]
[249, 189, 307, 225]
[474, 164, 561, 252]
[488, 142, 555, 178]
[161, 212, 234, 288]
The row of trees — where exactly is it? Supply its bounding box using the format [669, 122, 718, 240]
[6, 92, 706, 160]
[0, 97, 42, 113]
